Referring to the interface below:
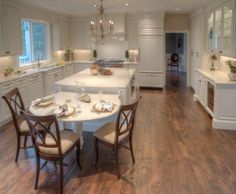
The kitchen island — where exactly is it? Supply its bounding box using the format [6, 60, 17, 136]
[54, 68, 137, 105]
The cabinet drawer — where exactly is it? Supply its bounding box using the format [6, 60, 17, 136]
[139, 72, 164, 87]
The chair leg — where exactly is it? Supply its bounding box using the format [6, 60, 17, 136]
[115, 150, 120, 179]
[129, 139, 135, 165]
[15, 136, 20, 162]
[59, 159, 64, 194]
[94, 138, 99, 167]
[76, 142, 81, 169]
[23, 135, 28, 147]
[34, 157, 40, 190]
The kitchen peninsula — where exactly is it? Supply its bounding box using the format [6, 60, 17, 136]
[194, 69, 236, 130]
[55, 68, 137, 105]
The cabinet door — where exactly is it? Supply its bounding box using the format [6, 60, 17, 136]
[59, 20, 70, 50]
[208, 12, 214, 51]
[214, 8, 223, 52]
[29, 79, 44, 102]
[2, 6, 21, 55]
[139, 36, 163, 71]
[0, 14, 4, 56]
[222, 0, 234, 56]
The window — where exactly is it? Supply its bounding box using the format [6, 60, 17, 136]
[19, 20, 50, 65]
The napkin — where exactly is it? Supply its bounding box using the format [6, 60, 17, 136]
[32, 96, 54, 106]
[95, 101, 114, 112]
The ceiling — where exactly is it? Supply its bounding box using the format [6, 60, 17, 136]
[16, 0, 210, 16]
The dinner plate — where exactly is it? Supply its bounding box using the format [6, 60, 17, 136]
[54, 106, 76, 117]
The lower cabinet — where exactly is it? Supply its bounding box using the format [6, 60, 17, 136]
[0, 73, 44, 125]
[63, 63, 74, 78]
[73, 63, 91, 74]
[44, 68, 63, 95]
[194, 72, 207, 107]
[139, 71, 165, 88]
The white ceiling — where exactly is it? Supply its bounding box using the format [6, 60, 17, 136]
[16, 0, 210, 16]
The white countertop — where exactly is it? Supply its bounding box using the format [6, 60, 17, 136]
[196, 69, 236, 85]
[55, 68, 135, 89]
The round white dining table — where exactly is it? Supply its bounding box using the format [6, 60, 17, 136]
[29, 91, 121, 145]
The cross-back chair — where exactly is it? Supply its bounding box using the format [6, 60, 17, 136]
[2, 88, 35, 162]
[22, 112, 81, 194]
[93, 98, 140, 178]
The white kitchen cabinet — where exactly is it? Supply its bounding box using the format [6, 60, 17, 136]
[73, 62, 91, 73]
[207, 0, 235, 56]
[0, 73, 44, 125]
[126, 17, 139, 49]
[194, 69, 236, 130]
[63, 63, 74, 78]
[194, 71, 207, 107]
[52, 19, 70, 51]
[190, 11, 206, 89]
[43, 68, 63, 95]
[70, 18, 93, 49]
[138, 15, 165, 89]
[28, 73, 44, 105]
[0, 2, 4, 56]
[2, 5, 21, 56]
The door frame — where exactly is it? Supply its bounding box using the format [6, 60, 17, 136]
[164, 31, 191, 87]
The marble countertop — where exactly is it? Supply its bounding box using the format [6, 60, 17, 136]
[55, 68, 136, 89]
[196, 69, 236, 85]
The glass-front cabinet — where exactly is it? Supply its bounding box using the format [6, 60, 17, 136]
[207, 0, 235, 56]
[222, 1, 234, 56]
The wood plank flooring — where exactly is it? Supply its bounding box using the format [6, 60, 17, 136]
[1, 71, 236, 194]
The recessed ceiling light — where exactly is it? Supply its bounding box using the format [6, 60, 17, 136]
[175, 8, 180, 11]
[93, 4, 97, 7]
[124, 3, 129, 6]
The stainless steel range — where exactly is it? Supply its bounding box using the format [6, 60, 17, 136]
[95, 59, 124, 68]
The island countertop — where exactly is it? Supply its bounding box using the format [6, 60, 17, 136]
[55, 68, 136, 90]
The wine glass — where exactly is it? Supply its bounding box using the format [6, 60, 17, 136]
[98, 90, 103, 102]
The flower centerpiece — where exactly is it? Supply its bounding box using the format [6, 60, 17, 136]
[226, 60, 236, 81]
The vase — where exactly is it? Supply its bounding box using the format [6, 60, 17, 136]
[228, 73, 236, 81]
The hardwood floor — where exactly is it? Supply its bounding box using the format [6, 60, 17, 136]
[1, 71, 236, 194]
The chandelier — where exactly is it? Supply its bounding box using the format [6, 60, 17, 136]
[90, 0, 114, 43]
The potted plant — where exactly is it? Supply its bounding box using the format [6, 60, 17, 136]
[125, 50, 129, 61]
[226, 60, 236, 81]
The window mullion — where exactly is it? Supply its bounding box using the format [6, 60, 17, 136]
[30, 22, 34, 62]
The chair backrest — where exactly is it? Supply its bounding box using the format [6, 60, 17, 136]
[170, 53, 179, 63]
[2, 88, 26, 132]
[114, 99, 140, 146]
[22, 112, 63, 156]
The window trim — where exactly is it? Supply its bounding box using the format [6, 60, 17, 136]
[19, 18, 51, 67]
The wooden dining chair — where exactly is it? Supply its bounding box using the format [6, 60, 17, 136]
[2, 88, 35, 162]
[93, 98, 140, 178]
[22, 112, 81, 194]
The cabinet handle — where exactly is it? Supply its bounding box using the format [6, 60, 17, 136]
[219, 51, 223, 54]
[5, 51, 10, 54]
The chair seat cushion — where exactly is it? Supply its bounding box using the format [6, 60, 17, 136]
[19, 120, 30, 133]
[38, 130, 80, 156]
[94, 122, 129, 144]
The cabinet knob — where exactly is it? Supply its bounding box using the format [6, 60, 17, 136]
[219, 51, 223, 54]
[5, 51, 10, 54]
[55, 74, 58, 77]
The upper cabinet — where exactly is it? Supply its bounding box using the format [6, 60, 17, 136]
[70, 18, 93, 50]
[207, 0, 235, 56]
[2, 5, 22, 56]
[0, 1, 4, 56]
[52, 18, 70, 51]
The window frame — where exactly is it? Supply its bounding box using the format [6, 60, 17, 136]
[19, 18, 51, 68]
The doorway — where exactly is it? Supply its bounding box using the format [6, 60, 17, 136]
[165, 32, 189, 88]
